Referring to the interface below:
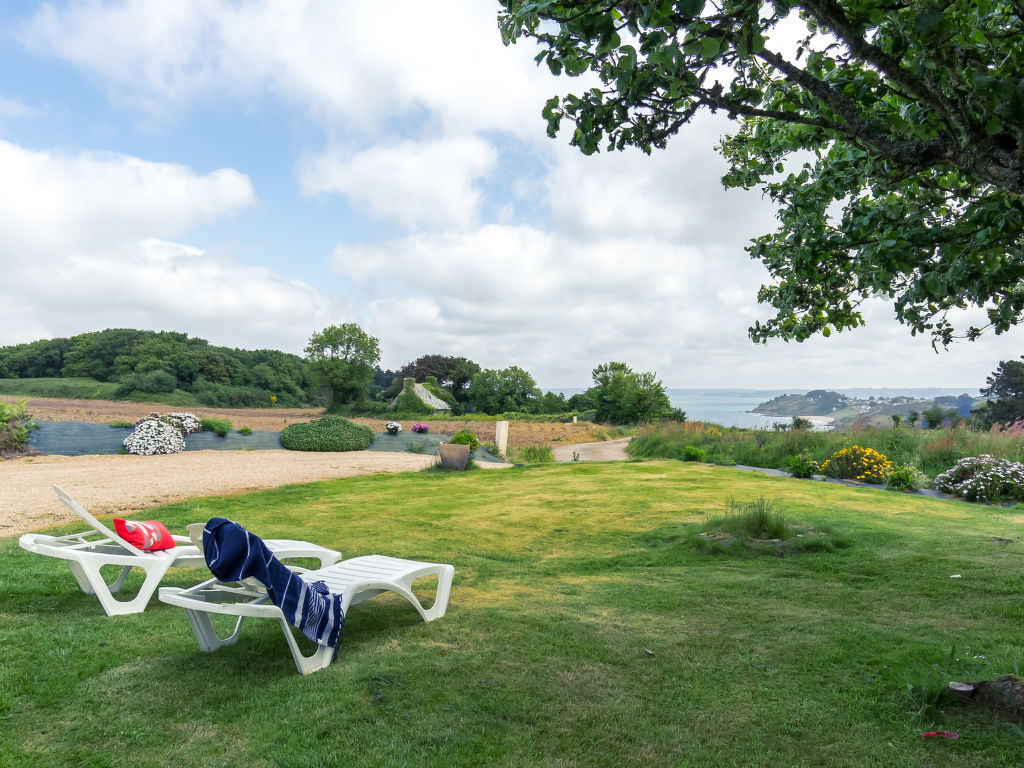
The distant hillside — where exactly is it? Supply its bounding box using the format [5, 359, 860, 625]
[754, 390, 980, 426]
[0, 328, 319, 408]
[753, 390, 853, 417]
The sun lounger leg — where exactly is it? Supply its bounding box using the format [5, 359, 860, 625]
[182, 609, 247, 653]
[394, 564, 455, 622]
[68, 559, 172, 616]
[67, 562, 133, 596]
[277, 618, 336, 675]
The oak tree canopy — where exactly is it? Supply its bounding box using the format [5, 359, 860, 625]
[499, 0, 1024, 346]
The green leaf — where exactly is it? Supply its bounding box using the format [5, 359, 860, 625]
[678, 0, 705, 17]
[913, 11, 944, 40]
[700, 37, 723, 60]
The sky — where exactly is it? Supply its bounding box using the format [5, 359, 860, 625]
[0, 0, 1020, 391]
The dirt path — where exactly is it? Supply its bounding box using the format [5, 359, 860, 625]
[552, 437, 632, 463]
[0, 450, 451, 537]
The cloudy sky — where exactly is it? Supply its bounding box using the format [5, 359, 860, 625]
[0, 0, 1020, 390]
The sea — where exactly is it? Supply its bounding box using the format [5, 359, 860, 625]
[552, 387, 981, 429]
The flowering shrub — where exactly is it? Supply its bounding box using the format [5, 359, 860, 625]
[385, 421, 402, 435]
[821, 445, 894, 484]
[933, 455, 1024, 503]
[164, 412, 202, 434]
[411, 423, 429, 433]
[123, 418, 186, 455]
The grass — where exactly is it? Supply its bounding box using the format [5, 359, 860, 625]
[2, 462, 1024, 766]
[0, 376, 122, 400]
[513, 444, 554, 464]
[0, 377, 207, 407]
[629, 421, 1024, 478]
[199, 416, 233, 437]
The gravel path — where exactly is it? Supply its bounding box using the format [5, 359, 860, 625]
[0, 450, 464, 537]
[552, 437, 632, 463]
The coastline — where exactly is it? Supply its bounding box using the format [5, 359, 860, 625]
[748, 410, 835, 425]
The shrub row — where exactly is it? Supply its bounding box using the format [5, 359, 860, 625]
[280, 416, 375, 452]
[627, 422, 1024, 479]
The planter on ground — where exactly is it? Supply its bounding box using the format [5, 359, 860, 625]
[439, 442, 470, 471]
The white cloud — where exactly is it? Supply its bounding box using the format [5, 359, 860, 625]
[300, 137, 498, 230]
[18, 0, 553, 138]
[0, 139, 255, 256]
[0, 94, 38, 118]
[545, 113, 778, 246]
[0, 139, 340, 353]
[337, 223, 1024, 389]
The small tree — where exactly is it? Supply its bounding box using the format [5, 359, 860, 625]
[921, 405, 955, 430]
[466, 366, 540, 414]
[588, 362, 671, 424]
[304, 324, 381, 411]
[977, 358, 1024, 428]
[891, 414, 901, 429]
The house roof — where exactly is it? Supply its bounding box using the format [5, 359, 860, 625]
[389, 382, 451, 411]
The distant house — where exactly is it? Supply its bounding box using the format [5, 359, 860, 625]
[389, 379, 451, 414]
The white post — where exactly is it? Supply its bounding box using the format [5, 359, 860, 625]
[572, 415, 577, 424]
[495, 420, 509, 457]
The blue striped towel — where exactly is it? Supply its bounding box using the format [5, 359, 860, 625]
[202, 517, 343, 648]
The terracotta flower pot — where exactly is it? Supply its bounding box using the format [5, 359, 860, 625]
[438, 442, 470, 471]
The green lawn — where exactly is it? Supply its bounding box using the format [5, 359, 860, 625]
[2, 462, 1022, 767]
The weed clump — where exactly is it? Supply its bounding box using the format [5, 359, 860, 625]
[690, 496, 849, 556]
[200, 416, 233, 437]
[515, 444, 553, 463]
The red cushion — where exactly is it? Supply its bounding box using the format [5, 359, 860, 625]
[112, 518, 176, 551]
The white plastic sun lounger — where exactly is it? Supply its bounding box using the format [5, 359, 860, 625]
[18, 485, 341, 616]
[159, 555, 454, 674]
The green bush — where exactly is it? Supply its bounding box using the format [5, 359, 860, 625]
[680, 445, 707, 462]
[239, 426, 253, 436]
[784, 451, 820, 478]
[449, 429, 479, 451]
[280, 416, 375, 452]
[885, 465, 919, 492]
[0, 399, 35, 452]
[200, 417, 233, 437]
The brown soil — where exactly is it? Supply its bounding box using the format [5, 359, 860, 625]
[0, 449, 512, 538]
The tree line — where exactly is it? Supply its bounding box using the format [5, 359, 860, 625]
[305, 324, 684, 423]
[0, 325, 684, 423]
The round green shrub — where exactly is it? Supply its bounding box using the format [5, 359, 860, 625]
[449, 429, 479, 451]
[680, 445, 707, 462]
[280, 416, 374, 452]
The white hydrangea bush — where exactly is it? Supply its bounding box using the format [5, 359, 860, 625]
[932, 455, 1024, 503]
[164, 412, 202, 434]
[123, 417, 187, 455]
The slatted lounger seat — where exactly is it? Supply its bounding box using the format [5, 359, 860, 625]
[159, 555, 454, 675]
